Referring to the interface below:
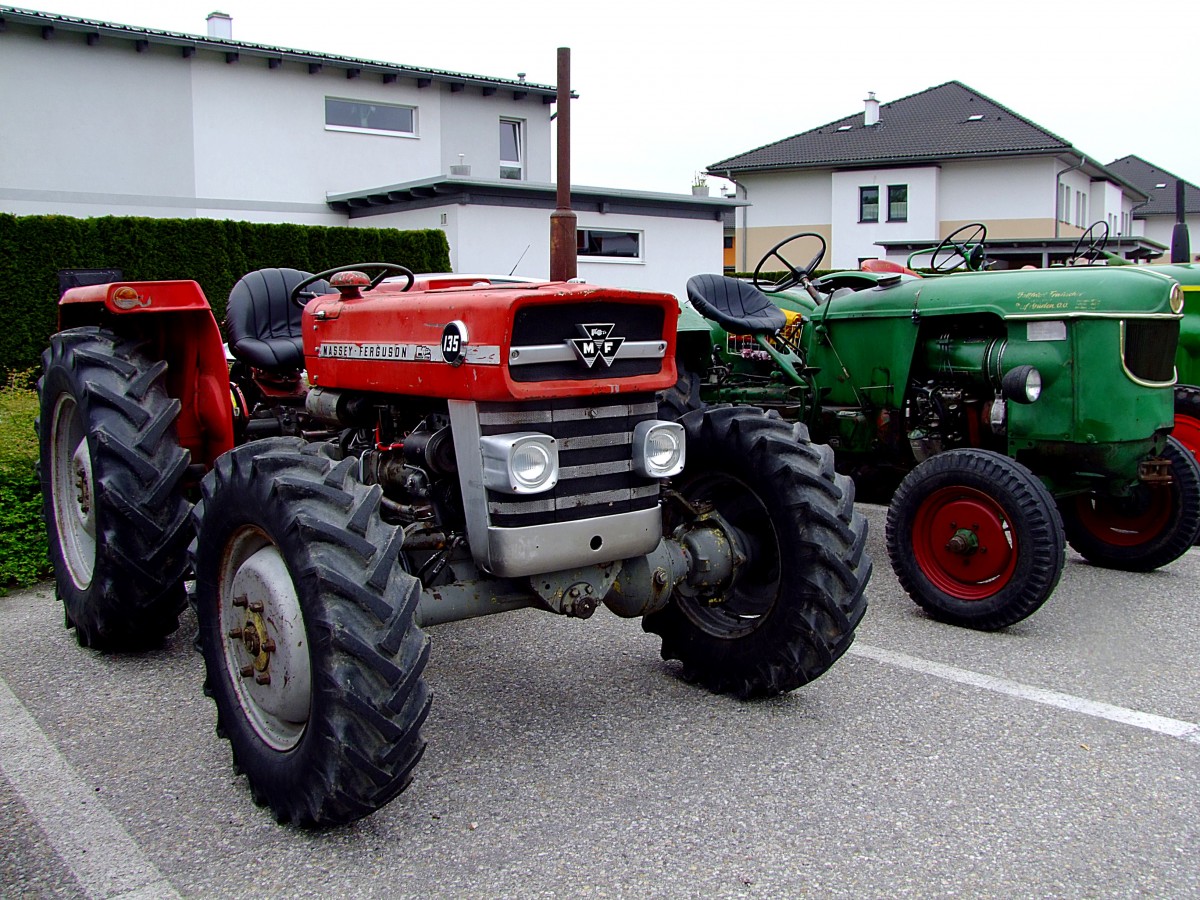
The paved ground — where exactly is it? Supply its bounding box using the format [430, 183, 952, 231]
[2, 503, 1198, 898]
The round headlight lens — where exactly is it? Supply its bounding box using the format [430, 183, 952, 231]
[646, 429, 682, 471]
[1002, 365, 1042, 404]
[512, 441, 552, 488]
[1170, 284, 1185, 315]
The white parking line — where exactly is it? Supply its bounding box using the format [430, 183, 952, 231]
[851, 643, 1200, 746]
[0, 673, 182, 900]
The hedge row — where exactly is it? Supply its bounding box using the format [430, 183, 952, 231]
[0, 214, 451, 378]
[0, 373, 47, 593]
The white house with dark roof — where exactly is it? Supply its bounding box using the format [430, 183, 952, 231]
[710, 82, 1162, 270]
[1106, 155, 1200, 256]
[0, 5, 735, 292]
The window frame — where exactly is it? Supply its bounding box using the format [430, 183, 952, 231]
[859, 186, 880, 223]
[576, 227, 644, 264]
[886, 184, 908, 222]
[500, 117, 525, 180]
[324, 97, 417, 138]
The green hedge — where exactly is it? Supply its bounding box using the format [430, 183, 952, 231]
[0, 214, 451, 378]
[0, 372, 48, 593]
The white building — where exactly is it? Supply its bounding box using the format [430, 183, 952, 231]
[0, 6, 735, 293]
[711, 82, 1165, 270]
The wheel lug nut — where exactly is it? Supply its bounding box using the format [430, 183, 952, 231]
[228, 627, 244, 639]
[240, 665, 254, 678]
[247, 600, 264, 613]
[262, 638, 276, 653]
[232, 594, 248, 608]
[255, 672, 271, 685]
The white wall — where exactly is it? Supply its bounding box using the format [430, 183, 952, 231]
[939, 157, 1057, 221]
[356, 205, 722, 296]
[831, 166, 939, 267]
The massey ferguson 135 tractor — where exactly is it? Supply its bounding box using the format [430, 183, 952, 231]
[38, 263, 870, 826]
[670, 225, 1199, 631]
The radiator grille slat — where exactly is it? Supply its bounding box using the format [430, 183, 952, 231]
[1124, 320, 1178, 383]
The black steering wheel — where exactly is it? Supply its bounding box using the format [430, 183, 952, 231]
[752, 232, 827, 294]
[289, 262, 415, 309]
[1071, 220, 1110, 265]
[929, 223, 988, 273]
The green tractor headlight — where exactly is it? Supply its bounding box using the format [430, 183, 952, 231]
[1170, 284, 1184, 314]
[1002, 365, 1042, 404]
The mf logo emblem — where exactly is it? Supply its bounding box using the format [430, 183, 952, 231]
[570, 323, 625, 368]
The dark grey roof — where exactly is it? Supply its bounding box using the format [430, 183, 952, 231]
[1106, 155, 1200, 218]
[0, 5, 557, 100]
[709, 81, 1074, 173]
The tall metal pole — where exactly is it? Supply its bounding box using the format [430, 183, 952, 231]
[1171, 178, 1191, 264]
[549, 47, 577, 282]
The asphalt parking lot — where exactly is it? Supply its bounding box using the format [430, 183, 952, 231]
[2, 502, 1198, 899]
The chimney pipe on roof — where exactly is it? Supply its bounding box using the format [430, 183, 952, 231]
[207, 12, 232, 39]
[864, 91, 879, 127]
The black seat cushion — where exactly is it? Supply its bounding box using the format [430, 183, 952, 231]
[225, 268, 329, 370]
[686, 274, 787, 336]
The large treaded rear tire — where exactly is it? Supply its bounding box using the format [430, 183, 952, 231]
[191, 438, 431, 827]
[37, 327, 191, 650]
[886, 449, 1064, 630]
[1058, 436, 1200, 572]
[643, 406, 871, 698]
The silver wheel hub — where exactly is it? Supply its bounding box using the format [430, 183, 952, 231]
[50, 395, 96, 590]
[219, 528, 311, 751]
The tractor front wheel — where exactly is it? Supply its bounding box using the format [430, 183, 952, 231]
[192, 438, 431, 826]
[1172, 385, 1200, 458]
[1058, 436, 1200, 572]
[886, 449, 1065, 630]
[643, 407, 871, 698]
[37, 328, 192, 649]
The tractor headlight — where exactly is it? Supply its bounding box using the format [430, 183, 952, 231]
[633, 421, 686, 478]
[480, 433, 559, 494]
[1170, 284, 1184, 314]
[1001, 365, 1042, 404]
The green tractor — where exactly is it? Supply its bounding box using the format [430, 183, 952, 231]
[1063, 220, 1200, 461]
[670, 224, 1200, 630]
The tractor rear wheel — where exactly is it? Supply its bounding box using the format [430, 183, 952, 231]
[37, 327, 191, 649]
[1173, 385, 1200, 458]
[643, 407, 870, 698]
[656, 366, 704, 421]
[191, 438, 431, 827]
[886, 449, 1064, 630]
[1058, 436, 1200, 572]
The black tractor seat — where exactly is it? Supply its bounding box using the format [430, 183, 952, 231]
[225, 268, 330, 371]
[686, 274, 786, 336]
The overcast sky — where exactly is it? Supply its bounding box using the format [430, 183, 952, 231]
[39, 0, 1200, 195]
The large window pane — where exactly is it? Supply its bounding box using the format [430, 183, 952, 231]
[888, 184, 908, 222]
[325, 98, 415, 134]
[859, 186, 879, 223]
[577, 229, 641, 259]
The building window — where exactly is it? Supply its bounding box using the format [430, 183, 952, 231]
[577, 228, 641, 260]
[887, 184, 908, 222]
[325, 98, 416, 136]
[1059, 184, 1069, 223]
[723, 235, 734, 249]
[859, 186, 879, 223]
[500, 118, 523, 180]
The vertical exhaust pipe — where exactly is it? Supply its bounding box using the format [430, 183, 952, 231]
[550, 47, 577, 282]
[1171, 178, 1191, 264]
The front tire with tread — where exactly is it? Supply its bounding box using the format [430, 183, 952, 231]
[643, 407, 870, 698]
[191, 438, 431, 827]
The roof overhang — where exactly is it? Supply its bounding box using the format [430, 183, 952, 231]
[327, 176, 746, 220]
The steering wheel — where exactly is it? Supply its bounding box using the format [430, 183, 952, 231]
[929, 223, 988, 273]
[1070, 220, 1110, 265]
[752, 232, 827, 293]
[289, 262, 415, 309]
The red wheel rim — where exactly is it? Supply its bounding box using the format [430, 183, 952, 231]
[911, 486, 1018, 600]
[1174, 414, 1200, 458]
[1070, 487, 1171, 548]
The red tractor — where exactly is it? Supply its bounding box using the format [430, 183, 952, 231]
[38, 263, 871, 826]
